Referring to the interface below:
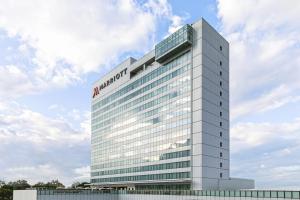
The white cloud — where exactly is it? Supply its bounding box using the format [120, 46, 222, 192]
[0, 100, 90, 147]
[3, 164, 90, 186]
[68, 109, 81, 121]
[217, 1, 300, 187]
[217, 0, 300, 119]
[5, 164, 62, 184]
[0, 0, 184, 97]
[0, 0, 152, 74]
[48, 104, 59, 110]
[231, 118, 300, 152]
[144, 0, 188, 35]
[278, 148, 292, 156]
[0, 0, 187, 186]
[0, 65, 41, 99]
[231, 152, 300, 189]
[73, 166, 90, 182]
[270, 165, 300, 179]
[80, 112, 91, 137]
[168, 15, 188, 35]
[256, 163, 300, 189]
[232, 85, 300, 120]
[218, 0, 300, 33]
[0, 101, 91, 185]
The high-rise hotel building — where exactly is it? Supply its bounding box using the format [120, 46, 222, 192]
[91, 18, 254, 190]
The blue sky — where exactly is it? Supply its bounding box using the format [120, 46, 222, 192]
[0, 0, 300, 188]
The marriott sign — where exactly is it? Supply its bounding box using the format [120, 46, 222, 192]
[93, 68, 127, 98]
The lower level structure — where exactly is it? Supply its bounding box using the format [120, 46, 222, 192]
[13, 190, 299, 200]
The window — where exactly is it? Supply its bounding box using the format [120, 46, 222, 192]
[292, 192, 299, 199]
[219, 101, 222, 106]
[220, 81, 222, 87]
[153, 117, 160, 124]
[220, 152, 223, 157]
[220, 91, 222, 96]
[220, 142, 223, 147]
[220, 71, 222, 76]
[220, 173, 223, 178]
[220, 112, 222, 117]
[220, 162, 223, 168]
[220, 132, 222, 137]
[155, 24, 193, 61]
[220, 122, 222, 126]
[258, 191, 264, 198]
[220, 61, 222, 66]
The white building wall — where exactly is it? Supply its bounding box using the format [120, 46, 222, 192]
[13, 190, 37, 200]
[191, 18, 254, 190]
[191, 19, 230, 190]
[191, 18, 204, 190]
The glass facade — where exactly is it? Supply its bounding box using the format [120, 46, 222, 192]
[91, 161, 190, 177]
[155, 24, 193, 62]
[91, 51, 192, 185]
[91, 172, 190, 183]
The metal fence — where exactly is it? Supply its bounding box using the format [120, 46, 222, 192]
[37, 189, 300, 199]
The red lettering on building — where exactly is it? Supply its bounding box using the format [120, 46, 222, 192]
[92, 68, 127, 98]
[93, 87, 99, 98]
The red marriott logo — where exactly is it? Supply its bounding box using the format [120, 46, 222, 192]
[93, 87, 99, 98]
[92, 68, 127, 98]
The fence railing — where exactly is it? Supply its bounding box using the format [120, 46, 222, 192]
[36, 189, 300, 199]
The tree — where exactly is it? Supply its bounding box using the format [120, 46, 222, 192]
[32, 182, 46, 189]
[0, 188, 13, 200]
[0, 179, 66, 200]
[7, 180, 31, 190]
[32, 180, 65, 189]
[0, 181, 13, 200]
[0, 180, 5, 188]
[44, 180, 65, 189]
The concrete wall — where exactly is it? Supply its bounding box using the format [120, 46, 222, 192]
[201, 18, 230, 190]
[191, 17, 205, 190]
[14, 190, 118, 200]
[191, 18, 230, 190]
[13, 190, 37, 200]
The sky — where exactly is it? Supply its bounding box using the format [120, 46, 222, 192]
[0, 0, 300, 189]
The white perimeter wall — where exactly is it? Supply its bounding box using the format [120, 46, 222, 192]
[13, 190, 37, 200]
[13, 190, 293, 200]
